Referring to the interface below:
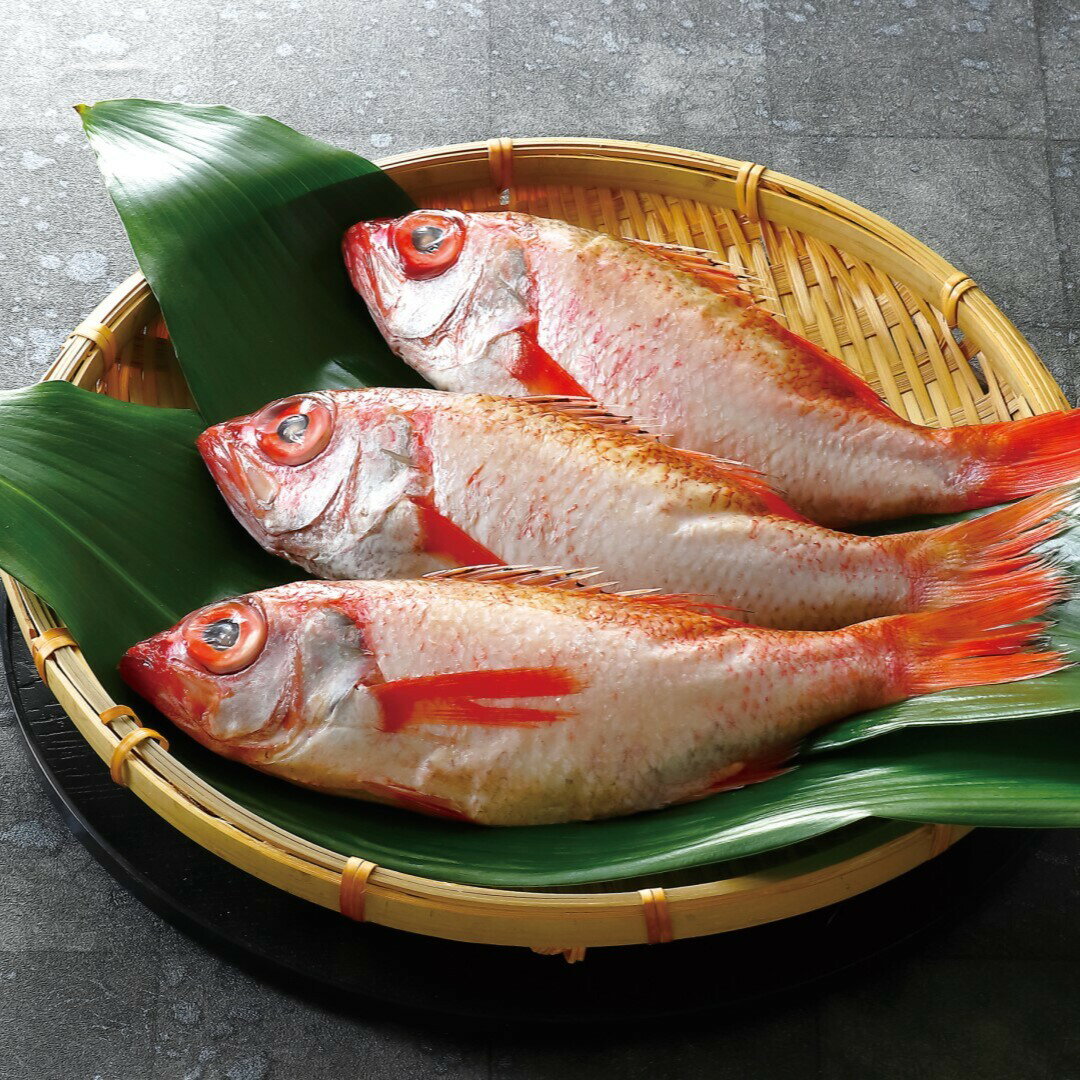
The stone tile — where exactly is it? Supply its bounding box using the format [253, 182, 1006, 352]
[819, 957, 1080, 1079]
[205, 0, 492, 142]
[489, 0, 768, 139]
[0, 0, 221, 131]
[0, 947, 160, 1080]
[737, 135, 1065, 332]
[1048, 140, 1080, 325]
[765, 0, 1045, 138]
[1037, 0, 1080, 138]
[1020, 325, 1079, 403]
[491, 1000, 818, 1080]
[149, 928, 489, 1080]
[0, 126, 137, 387]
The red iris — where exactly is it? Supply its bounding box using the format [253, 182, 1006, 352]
[183, 599, 267, 675]
[253, 396, 333, 466]
[391, 210, 465, 280]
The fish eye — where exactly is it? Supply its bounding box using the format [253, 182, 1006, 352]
[392, 210, 465, 280]
[253, 396, 333, 466]
[411, 224, 445, 253]
[183, 600, 267, 675]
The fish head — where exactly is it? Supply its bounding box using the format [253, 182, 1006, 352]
[343, 210, 534, 390]
[198, 392, 362, 549]
[119, 584, 379, 759]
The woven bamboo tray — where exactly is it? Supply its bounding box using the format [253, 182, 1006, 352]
[3, 138, 1068, 958]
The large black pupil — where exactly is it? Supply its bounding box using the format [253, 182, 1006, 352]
[411, 224, 445, 254]
[202, 618, 240, 651]
[277, 412, 309, 444]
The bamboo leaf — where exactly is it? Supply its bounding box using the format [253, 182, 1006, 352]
[2, 383, 1080, 886]
[78, 99, 424, 424]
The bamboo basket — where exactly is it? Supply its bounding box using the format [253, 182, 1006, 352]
[3, 138, 1069, 959]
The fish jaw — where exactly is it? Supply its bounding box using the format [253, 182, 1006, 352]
[197, 422, 281, 550]
[119, 629, 226, 746]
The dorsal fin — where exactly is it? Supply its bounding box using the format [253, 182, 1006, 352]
[673, 448, 811, 523]
[424, 565, 746, 626]
[626, 240, 757, 306]
[520, 396, 808, 522]
[519, 396, 668, 439]
[425, 564, 615, 591]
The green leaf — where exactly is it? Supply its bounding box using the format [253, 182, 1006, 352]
[78, 99, 424, 424]
[3, 382, 1080, 886]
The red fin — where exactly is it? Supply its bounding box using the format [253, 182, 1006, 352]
[617, 592, 745, 625]
[901, 486, 1075, 610]
[628, 240, 753, 303]
[426, 564, 611, 591]
[362, 780, 472, 822]
[709, 752, 795, 792]
[944, 411, 1080, 506]
[886, 583, 1068, 698]
[408, 494, 505, 567]
[674, 447, 812, 522]
[511, 324, 591, 397]
[370, 666, 582, 733]
[520, 395, 663, 439]
[758, 315, 899, 417]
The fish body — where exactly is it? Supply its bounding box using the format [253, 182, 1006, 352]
[199, 388, 1074, 631]
[120, 575, 1064, 825]
[344, 210, 1080, 526]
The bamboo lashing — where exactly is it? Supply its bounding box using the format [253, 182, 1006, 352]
[639, 887, 674, 944]
[67, 320, 117, 365]
[109, 727, 169, 786]
[339, 856, 378, 921]
[487, 137, 514, 207]
[30, 627, 75, 684]
[8, 136, 1063, 952]
[99, 704, 138, 726]
[735, 161, 766, 223]
[940, 272, 977, 328]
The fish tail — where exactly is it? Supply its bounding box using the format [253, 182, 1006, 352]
[897, 485, 1078, 611]
[886, 582, 1069, 698]
[942, 410, 1080, 507]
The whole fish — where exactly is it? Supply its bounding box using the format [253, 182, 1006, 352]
[343, 209, 1080, 526]
[119, 572, 1064, 825]
[198, 388, 1073, 631]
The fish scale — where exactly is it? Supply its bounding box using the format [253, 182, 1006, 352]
[344, 210, 1080, 527]
[120, 575, 1066, 826]
[200, 388, 1076, 631]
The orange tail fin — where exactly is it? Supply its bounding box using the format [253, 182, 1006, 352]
[945, 410, 1080, 507]
[898, 486, 1076, 611]
[888, 583, 1068, 698]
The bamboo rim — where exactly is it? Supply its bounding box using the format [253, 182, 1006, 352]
[6, 135, 1065, 953]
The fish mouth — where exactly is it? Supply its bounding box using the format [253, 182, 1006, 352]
[119, 633, 223, 737]
[343, 219, 393, 313]
[197, 426, 277, 529]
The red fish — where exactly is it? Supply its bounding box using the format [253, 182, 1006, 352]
[199, 388, 1073, 631]
[120, 572, 1065, 826]
[344, 210, 1080, 526]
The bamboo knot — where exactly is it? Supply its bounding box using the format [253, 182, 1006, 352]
[639, 886, 674, 944]
[69, 321, 117, 365]
[109, 727, 169, 786]
[340, 856, 378, 921]
[530, 945, 588, 964]
[487, 138, 515, 206]
[735, 161, 767, 224]
[940, 272, 976, 328]
[99, 705, 138, 726]
[30, 627, 76, 685]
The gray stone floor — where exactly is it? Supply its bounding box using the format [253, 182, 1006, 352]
[1, 0, 1079, 1076]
